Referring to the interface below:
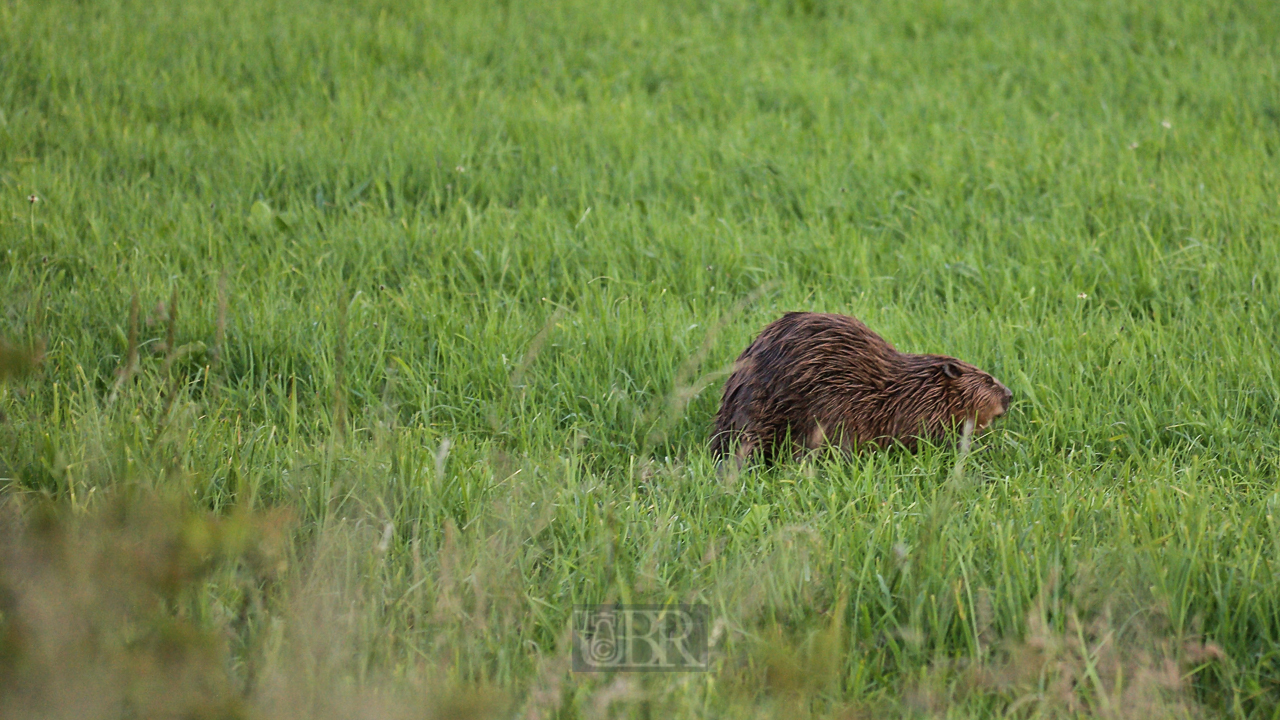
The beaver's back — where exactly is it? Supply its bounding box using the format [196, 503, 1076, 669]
[710, 312, 900, 458]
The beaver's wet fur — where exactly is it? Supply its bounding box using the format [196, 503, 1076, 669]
[710, 312, 1012, 462]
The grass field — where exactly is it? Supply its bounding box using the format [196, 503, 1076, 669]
[2, 0, 1280, 716]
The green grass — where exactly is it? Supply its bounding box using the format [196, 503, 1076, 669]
[2, 0, 1280, 716]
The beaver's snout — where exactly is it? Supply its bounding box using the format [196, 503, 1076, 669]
[996, 382, 1012, 415]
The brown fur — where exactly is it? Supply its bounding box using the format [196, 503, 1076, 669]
[710, 312, 1012, 462]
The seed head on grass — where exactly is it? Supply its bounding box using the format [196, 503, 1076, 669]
[27, 194, 39, 245]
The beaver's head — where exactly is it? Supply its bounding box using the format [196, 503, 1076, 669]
[928, 357, 1012, 433]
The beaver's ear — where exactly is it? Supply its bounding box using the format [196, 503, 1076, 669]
[942, 361, 961, 379]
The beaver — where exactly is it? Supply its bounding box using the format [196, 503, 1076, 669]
[710, 312, 1011, 462]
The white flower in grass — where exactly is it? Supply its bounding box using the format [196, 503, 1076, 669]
[1162, 119, 1172, 129]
